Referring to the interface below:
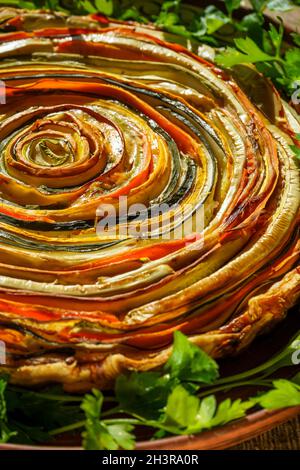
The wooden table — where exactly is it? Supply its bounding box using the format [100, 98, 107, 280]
[231, 415, 300, 450]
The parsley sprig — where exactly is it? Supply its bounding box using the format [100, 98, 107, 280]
[1, 331, 300, 449]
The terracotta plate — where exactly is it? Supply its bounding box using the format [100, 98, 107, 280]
[0, 306, 299, 450]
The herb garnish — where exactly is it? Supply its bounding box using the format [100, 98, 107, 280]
[1, 331, 299, 449]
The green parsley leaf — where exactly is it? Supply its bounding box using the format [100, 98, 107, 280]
[95, 0, 113, 16]
[18, 1, 37, 8]
[165, 331, 219, 385]
[83, 419, 117, 450]
[196, 394, 217, 426]
[238, 11, 264, 32]
[292, 33, 300, 47]
[225, 0, 242, 16]
[250, 0, 267, 13]
[209, 398, 253, 427]
[6, 387, 82, 431]
[161, 385, 253, 434]
[268, 22, 284, 55]
[0, 377, 16, 443]
[119, 6, 147, 23]
[79, 0, 97, 14]
[284, 47, 300, 74]
[81, 388, 135, 450]
[280, 47, 300, 91]
[81, 388, 103, 421]
[216, 36, 274, 67]
[252, 379, 300, 409]
[163, 385, 199, 429]
[115, 372, 171, 419]
[105, 423, 135, 450]
[115, 331, 219, 420]
[8, 422, 49, 445]
[193, 6, 229, 38]
[289, 134, 300, 162]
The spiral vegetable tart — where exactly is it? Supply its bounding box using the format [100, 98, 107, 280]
[0, 8, 299, 391]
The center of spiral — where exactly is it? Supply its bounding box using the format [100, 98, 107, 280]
[26, 138, 74, 167]
[3, 105, 115, 190]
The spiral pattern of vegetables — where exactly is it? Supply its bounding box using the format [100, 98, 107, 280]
[0, 8, 299, 391]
